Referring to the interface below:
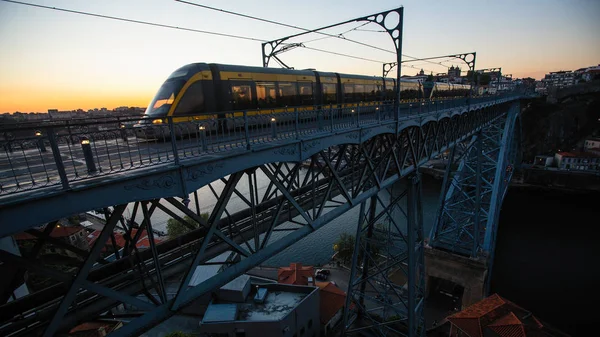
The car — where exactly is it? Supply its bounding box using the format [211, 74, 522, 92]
[316, 268, 330, 276]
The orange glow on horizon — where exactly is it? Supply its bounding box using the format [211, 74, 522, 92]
[0, 86, 154, 113]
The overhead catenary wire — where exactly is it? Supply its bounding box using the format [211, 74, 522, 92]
[1, 0, 267, 42]
[3, 0, 461, 72]
[174, 0, 446, 66]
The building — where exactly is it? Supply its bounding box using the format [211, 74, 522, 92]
[199, 283, 321, 337]
[542, 71, 575, 89]
[447, 293, 569, 337]
[582, 65, 600, 82]
[584, 138, 600, 152]
[14, 224, 90, 258]
[554, 151, 600, 171]
[534, 155, 553, 167]
[85, 228, 166, 256]
[69, 320, 123, 336]
[278, 263, 315, 286]
[448, 65, 461, 79]
[315, 282, 346, 336]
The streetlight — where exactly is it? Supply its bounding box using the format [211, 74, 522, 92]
[198, 125, 207, 151]
[119, 123, 128, 142]
[80, 136, 97, 173]
[271, 117, 277, 138]
[35, 130, 47, 152]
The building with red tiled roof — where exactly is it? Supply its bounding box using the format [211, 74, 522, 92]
[277, 263, 315, 285]
[554, 151, 600, 172]
[14, 224, 89, 258]
[447, 293, 570, 337]
[316, 281, 346, 336]
[69, 320, 123, 336]
[86, 228, 166, 255]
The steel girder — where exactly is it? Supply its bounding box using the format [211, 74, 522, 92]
[342, 174, 425, 337]
[0, 105, 505, 337]
[429, 102, 521, 260]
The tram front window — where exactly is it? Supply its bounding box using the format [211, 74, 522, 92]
[145, 79, 186, 117]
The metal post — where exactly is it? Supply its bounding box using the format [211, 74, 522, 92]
[472, 134, 482, 257]
[407, 173, 421, 337]
[199, 125, 208, 152]
[244, 111, 250, 149]
[80, 137, 96, 174]
[35, 130, 47, 152]
[119, 123, 128, 142]
[271, 117, 277, 139]
[47, 128, 69, 190]
[294, 108, 299, 139]
[168, 117, 180, 164]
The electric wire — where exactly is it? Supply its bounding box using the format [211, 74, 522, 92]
[3, 0, 468, 72]
[175, 0, 401, 56]
[175, 0, 448, 66]
[1, 0, 267, 42]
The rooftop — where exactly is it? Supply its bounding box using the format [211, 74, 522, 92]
[447, 294, 569, 337]
[278, 262, 315, 285]
[239, 289, 306, 321]
[201, 283, 316, 324]
[316, 281, 347, 324]
[556, 151, 600, 158]
[15, 224, 85, 241]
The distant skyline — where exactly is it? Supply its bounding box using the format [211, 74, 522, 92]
[1, 0, 599, 112]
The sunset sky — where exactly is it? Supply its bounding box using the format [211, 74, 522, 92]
[1, 0, 599, 112]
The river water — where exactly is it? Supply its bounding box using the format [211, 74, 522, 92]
[122, 169, 443, 266]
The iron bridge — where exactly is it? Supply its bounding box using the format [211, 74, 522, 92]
[0, 94, 524, 337]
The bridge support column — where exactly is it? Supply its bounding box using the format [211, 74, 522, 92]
[423, 246, 487, 309]
[343, 174, 425, 337]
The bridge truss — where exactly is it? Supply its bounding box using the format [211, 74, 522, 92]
[0, 99, 516, 336]
[429, 101, 521, 290]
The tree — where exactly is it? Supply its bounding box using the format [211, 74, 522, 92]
[333, 224, 388, 265]
[165, 332, 194, 337]
[167, 213, 208, 239]
[333, 232, 355, 264]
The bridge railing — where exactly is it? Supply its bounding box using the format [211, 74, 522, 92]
[0, 94, 519, 197]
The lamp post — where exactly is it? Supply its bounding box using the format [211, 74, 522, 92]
[199, 125, 207, 152]
[35, 130, 47, 152]
[80, 137, 96, 174]
[271, 117, 277, 139]
[119, 123, 128, 142]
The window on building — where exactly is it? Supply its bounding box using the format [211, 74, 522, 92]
[300, 327, 305, 336]
[256, 81, 277, 108]
[308, 319, 313, 329]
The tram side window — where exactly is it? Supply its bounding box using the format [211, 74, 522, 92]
[256, 81, 277, 108]
[173, 81, 204, 115]
[343, 84, 355, 103]
[354, 84, 365, 102]
[322, 83, 337, 104]
[277, 82, 297, 107]
[375, 84, 383, 101]
[365, 84, 377, 102]
[298, 82, 314, 106]
[230, 83, 254, 110]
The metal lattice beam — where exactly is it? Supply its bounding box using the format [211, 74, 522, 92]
[429, 102, 521, 262]
[0, 104, 511, 336]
